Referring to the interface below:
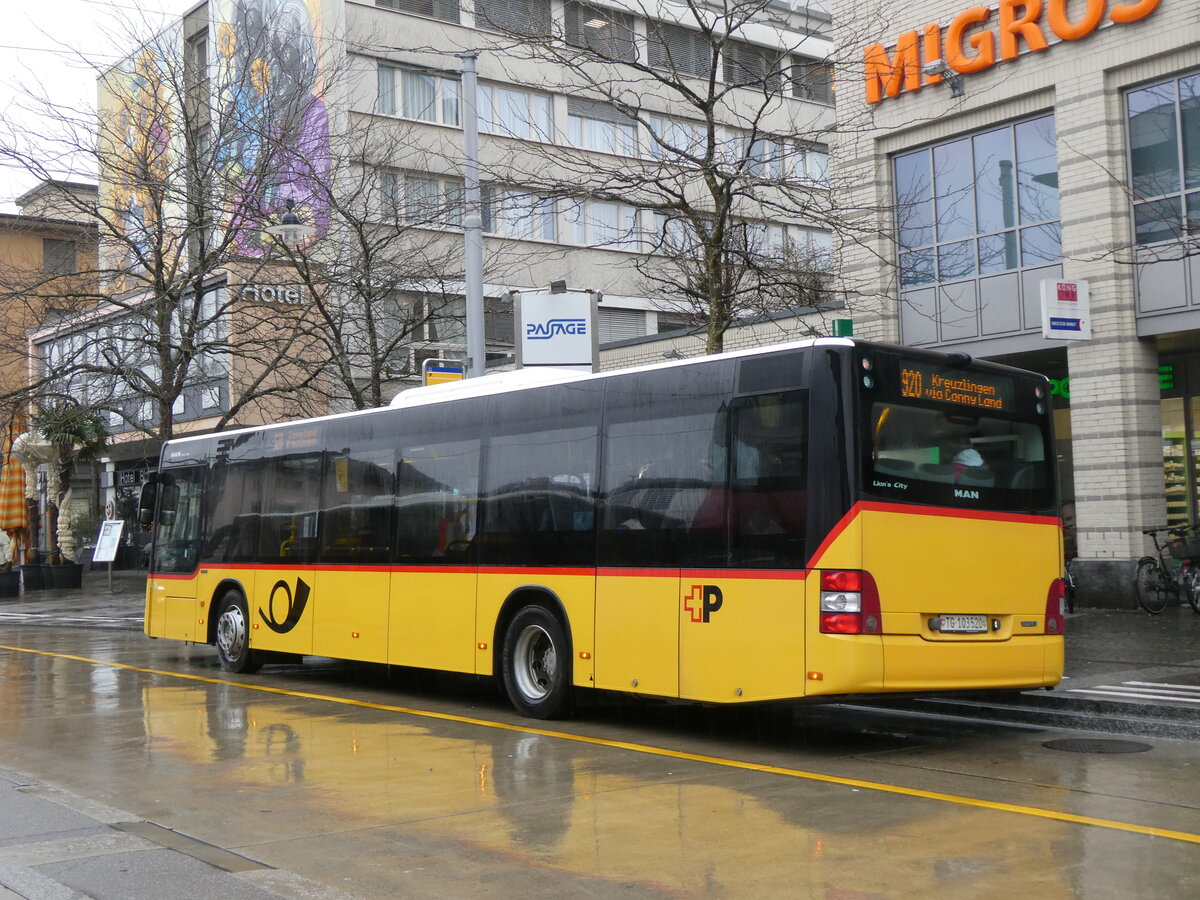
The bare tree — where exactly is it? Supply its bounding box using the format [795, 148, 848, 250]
[458, 0, 840, 353]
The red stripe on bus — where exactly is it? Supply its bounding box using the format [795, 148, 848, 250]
[857, 501, 1061, 527]
[153, 564, 811, 581]
[806, 501, 1060, 569]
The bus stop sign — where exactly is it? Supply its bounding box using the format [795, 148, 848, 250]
[423, 359, 466, 386]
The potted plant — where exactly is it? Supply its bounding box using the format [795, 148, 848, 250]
[31, 402, 108, 589]
[0, 561, 18, 598]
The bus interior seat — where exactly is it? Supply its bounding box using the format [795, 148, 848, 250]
[957, 468, 994, 488]
[875, 458, 915, 477]
[1009, 464, 1039, 489]
[917, 463, 957, 483]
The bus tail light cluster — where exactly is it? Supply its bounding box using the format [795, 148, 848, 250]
[820, 570, 882, 635]
[1045, 579, 1066, 635]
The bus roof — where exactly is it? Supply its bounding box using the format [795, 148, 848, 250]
[159, 337, 855, 450]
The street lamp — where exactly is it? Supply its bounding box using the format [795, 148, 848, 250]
[265, 198, 316, 249]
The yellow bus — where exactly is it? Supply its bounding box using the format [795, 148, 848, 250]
[140, 338, 1064, 718]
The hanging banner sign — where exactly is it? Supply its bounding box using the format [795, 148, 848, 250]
[1041, 278, 1091, 341]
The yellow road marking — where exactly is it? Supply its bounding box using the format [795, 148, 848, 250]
[4, 643, 1198, 845]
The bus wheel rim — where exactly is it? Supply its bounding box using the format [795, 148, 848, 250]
[218, 606, 247, 660]
[513, 624, 555, 702]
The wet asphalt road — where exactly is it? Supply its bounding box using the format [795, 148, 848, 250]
[0, 612, 1198, 898]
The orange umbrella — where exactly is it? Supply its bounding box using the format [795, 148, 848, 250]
[0, 410, 29, 561]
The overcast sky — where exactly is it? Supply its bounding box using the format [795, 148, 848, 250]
[0, 0, 191, 212]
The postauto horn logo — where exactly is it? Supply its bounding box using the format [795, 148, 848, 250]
[526, 318, 588, 340]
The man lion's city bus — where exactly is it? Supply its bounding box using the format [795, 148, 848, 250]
[140, 339, 1064, 718]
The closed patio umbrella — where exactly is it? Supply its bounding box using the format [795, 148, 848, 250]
[0, 411, 30, 562]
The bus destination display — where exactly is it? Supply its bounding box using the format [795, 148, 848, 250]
[899, 364, 1011, 411]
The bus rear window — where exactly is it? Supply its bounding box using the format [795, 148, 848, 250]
[865, 401, 1054, 512]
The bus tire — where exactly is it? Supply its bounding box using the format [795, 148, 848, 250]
[215, 590, 261, 674]
[501, 605, 570, 719]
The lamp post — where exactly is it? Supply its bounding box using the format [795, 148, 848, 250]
[265, 198, 317, 249]
[459, 51, 485, 379]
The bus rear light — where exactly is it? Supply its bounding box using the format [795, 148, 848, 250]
[1045, 579, 1066, 634]
[820, 570, 881, 634]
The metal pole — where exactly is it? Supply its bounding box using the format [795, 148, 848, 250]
[459, 51, 485, 378]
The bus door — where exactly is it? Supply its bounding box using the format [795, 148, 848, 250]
[144, 466, 204, 640]
[315, 439, 400, 666]
[390, 426, 481, 675]
[249, 452, 321, 657]
[678, 390, 810, 703]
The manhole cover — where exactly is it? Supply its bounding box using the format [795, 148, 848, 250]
[1042, 738, 1151, 754]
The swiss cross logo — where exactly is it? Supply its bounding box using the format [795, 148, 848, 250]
[1057, 282, 1078, 302]
[683, 584, 724, 623]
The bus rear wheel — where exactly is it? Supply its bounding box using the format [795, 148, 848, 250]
[215, 591, 261, 674]
[501, 605, 570, 719]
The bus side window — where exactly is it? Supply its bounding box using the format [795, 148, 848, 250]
[481, 385, 600, 567]
[396, 399, 484, 564]
[201, 459, 261, 564]
[599, 362, 734, 567]
[728, 390, 808, 568]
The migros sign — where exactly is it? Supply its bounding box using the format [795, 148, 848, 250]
[864, 0, 1160, 104]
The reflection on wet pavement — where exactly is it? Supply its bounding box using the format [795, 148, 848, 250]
[1, 627, 1198, 898]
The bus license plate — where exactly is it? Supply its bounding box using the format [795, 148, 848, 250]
[938, 615, 988, 633]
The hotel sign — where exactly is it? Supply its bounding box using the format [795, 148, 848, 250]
[864, 0, 1161, 104]
[240, 283, 306, 305]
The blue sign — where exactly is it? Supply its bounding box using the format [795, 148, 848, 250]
[1048, 317, 1082, 332]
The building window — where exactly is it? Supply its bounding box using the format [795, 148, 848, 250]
[597, 307, 646, 343]
[647, 115, 705, 162]
[1127, 72, 1200, 245]
[894, 114, 1060, 289]
[474, 0, 552, 37]
[375, 0, 460, 24]
[745, 136, 785, 179]
[43, 239, 77, 275]
[479, 84, 552, 141]
[567, 199, 637, 248]
[646, 23, 712, 79]
[378, 64, 460, 125]
[568, 98, 636, 155]
[792, 58, 833, 105]
[794, 143, 829, 186]
[722, 40, 784, 93]
[483, 188, 556, 240]
[564, 2, 635, 62]
[382, 171, 464, 227]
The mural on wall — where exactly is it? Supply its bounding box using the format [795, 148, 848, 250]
[101, 34, 183, 278]
[215, 0, 334, 255]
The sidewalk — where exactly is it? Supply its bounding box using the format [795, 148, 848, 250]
[0, 767, 349, 900]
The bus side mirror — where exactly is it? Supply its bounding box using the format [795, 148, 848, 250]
[137, 483, 158, 526]
[158, 483, 180, 527]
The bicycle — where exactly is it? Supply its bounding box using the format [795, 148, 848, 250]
[1063, 555, 1076, 614]
[1134, 525, 1200, 614]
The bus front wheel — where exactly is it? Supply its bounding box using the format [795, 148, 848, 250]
[215, 591, 261, 674]
[501, 605, 570, 719]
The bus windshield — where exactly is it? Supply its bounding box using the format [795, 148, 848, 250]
[860, 351, 1056, 513]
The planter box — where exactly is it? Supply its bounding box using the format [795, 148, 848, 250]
[19, 564, 43, 592]
[48, 563, 84, 590]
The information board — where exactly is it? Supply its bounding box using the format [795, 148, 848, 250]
[93, 520, 125, 563]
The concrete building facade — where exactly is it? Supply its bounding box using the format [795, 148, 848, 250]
[830, 0, 1198, 601]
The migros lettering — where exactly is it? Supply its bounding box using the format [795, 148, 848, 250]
[864, 0, 1160, 104]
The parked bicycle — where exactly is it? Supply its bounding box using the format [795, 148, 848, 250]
[1134, 524, 1200, 614]
[1063, 555, 1077, 614]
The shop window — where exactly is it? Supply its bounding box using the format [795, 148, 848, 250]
[1127, 72, 1200, 245]
[893, 114, 1061, 346]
